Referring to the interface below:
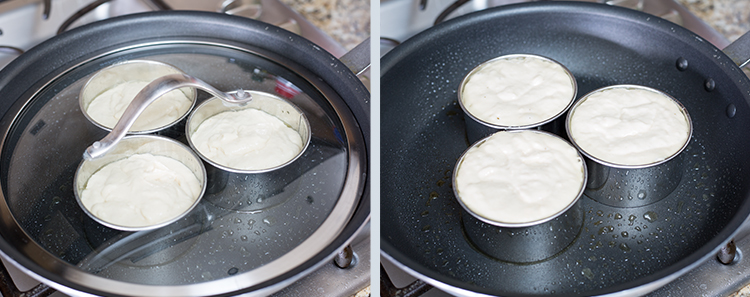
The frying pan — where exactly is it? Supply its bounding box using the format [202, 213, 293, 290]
[381, 1, 750, 296]
[0, 10, 369, 297]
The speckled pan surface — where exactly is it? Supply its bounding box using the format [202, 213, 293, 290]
[381, 2, 750, 296]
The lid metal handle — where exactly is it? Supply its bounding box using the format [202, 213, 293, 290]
[83, 73, 252, 160]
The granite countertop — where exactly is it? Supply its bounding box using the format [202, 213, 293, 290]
[677, 0, 750, 43]
[280, 0, 371, 90]
[280, 0, 370, 51]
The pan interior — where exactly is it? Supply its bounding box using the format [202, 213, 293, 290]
[381, 2, 750, 296]
[0, 41, 356, 291]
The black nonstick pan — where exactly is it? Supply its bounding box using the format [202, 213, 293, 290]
[381, 2, 750, 296]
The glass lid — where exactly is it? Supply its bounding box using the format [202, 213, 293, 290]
[0, 41, 365, 296]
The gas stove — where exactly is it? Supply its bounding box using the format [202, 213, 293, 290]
[0, 1, 369, 296]
[379, 0, 750, 296]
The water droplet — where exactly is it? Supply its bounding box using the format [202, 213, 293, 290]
[628, 215, 637, 226]
[619, 243, 631, 252]
[422, 225, 432, 232]
[582, 268, 594, 280]
[637, 191, 647, 200]
[228, 267, 239, 275]
[51, 196, 62, 208]
[643, 211, 658, 223]
[421, 210, 429, 217]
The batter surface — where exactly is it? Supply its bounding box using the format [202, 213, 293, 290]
[455, 130, 585, 224]
[190, 108, 304, 170]
[86, 81, 193, 131]
[461, 55, 575, 127]
[568, 86, 690, 166]
[80, 153, 202, 228]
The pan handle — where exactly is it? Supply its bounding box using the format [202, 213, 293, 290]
[339, 37, 371, 77]
[722, 31, 750, 68]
